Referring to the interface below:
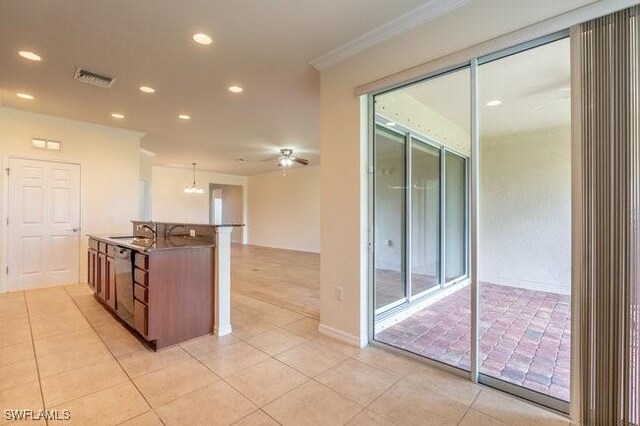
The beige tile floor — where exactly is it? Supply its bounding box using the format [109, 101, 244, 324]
[0, 284, 573, 426]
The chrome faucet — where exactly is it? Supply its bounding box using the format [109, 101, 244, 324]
[165, 224, 187, 238]
[137, 223, 157, 239]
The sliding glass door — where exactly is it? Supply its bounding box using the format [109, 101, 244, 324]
[444, 151, 467, 282]
[477, 37, 571, 409]
[374, 125, 407, 312]
[373, 66, 471, 369]
[370, 33, 571, 413]
[410, 139, 441, 297]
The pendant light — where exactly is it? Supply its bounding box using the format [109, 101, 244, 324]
[184, 162, 205, 194]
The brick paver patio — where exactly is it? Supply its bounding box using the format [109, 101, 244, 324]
[376, 282, 571, 401]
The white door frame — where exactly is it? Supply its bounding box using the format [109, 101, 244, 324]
[1, 153, 84, 293]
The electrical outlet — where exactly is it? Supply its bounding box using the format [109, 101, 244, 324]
[334, 286, 344, 301]
[189, 229, 196, 237]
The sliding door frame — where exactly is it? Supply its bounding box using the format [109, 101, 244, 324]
[367, 29, 573, 415]
[372, 117, 470, 319]
[372, 123, 409, 316]
[474, 30, 571, 414]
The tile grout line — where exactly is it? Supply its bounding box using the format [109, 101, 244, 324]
[57, 287, 368, 425]
[22, 291, 49, 426]
[63, 285, 167, 426]
[63, 300, 306, 420]
[0, 340, 37, 369]
[231, 290, 317, 320]
[230, 408, 283, 426]
[456, 388, 483, 425]
[185, 332, 283, 412]
[179, 321, 327, 424]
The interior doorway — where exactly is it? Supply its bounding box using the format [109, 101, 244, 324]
[209, 183, 243, 243]
[6, 157, 81, 291]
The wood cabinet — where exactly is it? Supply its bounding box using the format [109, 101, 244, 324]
[106, 255, 116, 310]
[87, 249, 97, 290]
[133, 252, 149, 340]
[88, 239, 99, 291]
[97, 252, 107, 301]
[133, 299, 148, 336]
[134, 284, 148, 303]
[90, 238, 115, 309]
[87, 236, 215, 350]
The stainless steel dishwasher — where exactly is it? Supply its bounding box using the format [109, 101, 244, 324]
[112, 246, 135, 327]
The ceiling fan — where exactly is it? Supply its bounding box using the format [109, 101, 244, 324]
[262, 148, 309, 168]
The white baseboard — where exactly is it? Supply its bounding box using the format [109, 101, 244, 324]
[318, 323, 366, 348]
[214, 325, 233, 336]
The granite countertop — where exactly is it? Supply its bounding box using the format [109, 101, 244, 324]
[131, 221, 245, 227]
[88, 234, 216, 252]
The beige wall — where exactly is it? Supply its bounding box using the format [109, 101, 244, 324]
[319, 0, 594, 344]
[150, 166, 248, 242]
[480, 127, 571, 294]
[0, 106, 142, 290]
[247, 166, 320, 253]
[140, 151, 154, 181]
[210, 184, 244, 243]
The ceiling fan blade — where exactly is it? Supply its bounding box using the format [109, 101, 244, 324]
[259, 156, 278, 162]
[293, 157, 309, 165]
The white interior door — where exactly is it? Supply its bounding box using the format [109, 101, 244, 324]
[7, 158, 81, 291]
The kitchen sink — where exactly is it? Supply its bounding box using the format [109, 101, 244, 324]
[109, 236, 155, 246]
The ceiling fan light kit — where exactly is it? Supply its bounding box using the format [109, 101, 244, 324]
[184, 162, 205, 194]
[277, 148, 309, 167]
[273, 148, 309, 175]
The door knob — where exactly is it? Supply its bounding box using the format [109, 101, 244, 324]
[72, 227, 79, 233]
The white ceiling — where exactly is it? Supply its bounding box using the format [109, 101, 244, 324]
[394, 37, 571, 138]
[0, 0, 430, 175]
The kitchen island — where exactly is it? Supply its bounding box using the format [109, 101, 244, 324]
[87, 222, 241, 350]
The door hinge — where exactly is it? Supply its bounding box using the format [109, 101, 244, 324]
[5, 267, 8, 275]
[5, 217, 8, 225]
[367, 166, 373, 174]
[5, 168, 9, 177]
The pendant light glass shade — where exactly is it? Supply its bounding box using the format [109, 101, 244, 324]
[184, 162, 205, 194]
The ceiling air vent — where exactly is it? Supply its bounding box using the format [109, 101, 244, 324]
[73, 67, 116, 88]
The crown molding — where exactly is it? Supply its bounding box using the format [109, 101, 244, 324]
[309, 0, 471, 71]
[139, 148, 157, 157]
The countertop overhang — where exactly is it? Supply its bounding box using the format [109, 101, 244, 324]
[88, 234, 216, 252]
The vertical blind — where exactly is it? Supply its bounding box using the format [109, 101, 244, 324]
[579, 5, 639, 425]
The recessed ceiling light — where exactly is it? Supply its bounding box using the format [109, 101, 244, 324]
[228, 85, 243, 93]
[486, 100, 502, 107]
[111, 113, 125, 119]
[18, 50, 42, 61]
[192, 33, 212, 45]
[178, 114, 191, 120]
[139, 86, 155, 93]
[386, 121, 396, 126]
[16, 93, 34, 100]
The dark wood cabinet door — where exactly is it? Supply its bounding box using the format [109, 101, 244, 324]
[106, 256, 116, 310]
[87, 249, 97, 290]
[87, 251, 93, 289]
[97, 253, 107, 301]
[134, 300, 148, 336]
